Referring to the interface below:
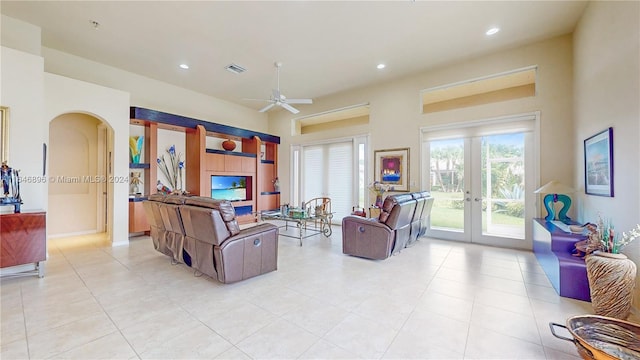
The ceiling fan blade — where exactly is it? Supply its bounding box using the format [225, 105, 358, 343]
[285, 98, 313, 104]
[259, 103, 276, 113]
[243, 98, 273, 103]
[281, 103, 300, 114]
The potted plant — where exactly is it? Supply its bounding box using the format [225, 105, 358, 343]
[585, 215, 640, 320]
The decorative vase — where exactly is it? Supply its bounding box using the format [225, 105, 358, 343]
[585, 251, 637, 320]
[222, 139, 236, 151]
[129, 136, 144, 164]
[375, 194, 383, 208]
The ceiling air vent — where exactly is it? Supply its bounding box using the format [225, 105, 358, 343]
[224, 63, 247, 74]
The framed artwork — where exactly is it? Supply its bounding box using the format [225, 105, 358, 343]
[0, 106, 8, 163]
[584, 127, 613, 197]
[374, 147, 409, 192]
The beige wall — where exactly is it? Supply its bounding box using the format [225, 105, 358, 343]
[0, 46, 46, 214]
[573, 1, 640, 311]
[0, 15, 40, 56]
[41, 47, 269, 134]
[44, 73, 131, 245]
[48, 114, 100, 236]
[271, 35, 575, 222]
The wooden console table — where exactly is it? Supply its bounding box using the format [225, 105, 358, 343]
[0, 211, 46, 277]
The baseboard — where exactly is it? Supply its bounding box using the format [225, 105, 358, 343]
[111, 239, 130, 247]
[48, 230, 98, 239]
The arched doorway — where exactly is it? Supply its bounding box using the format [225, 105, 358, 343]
[48, 112, 113, 240]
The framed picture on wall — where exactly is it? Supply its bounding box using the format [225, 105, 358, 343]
[584, 127, 614, 197]
[374, 148, 409, 192]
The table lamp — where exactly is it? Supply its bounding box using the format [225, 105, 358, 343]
[534, 181, 575, 222]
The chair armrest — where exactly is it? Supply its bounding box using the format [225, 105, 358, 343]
[219, 223, 278, 248]
[341, 215, 390, 229]
[342, 216, 394, 260]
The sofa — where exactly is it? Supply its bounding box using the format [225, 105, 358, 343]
[342, 191, 434, 260]
[143, 194, 279, 283]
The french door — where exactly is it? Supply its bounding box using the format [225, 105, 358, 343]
[422, 114, 537, 249]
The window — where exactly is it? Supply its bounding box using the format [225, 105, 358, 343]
[292, 135, 368, 222]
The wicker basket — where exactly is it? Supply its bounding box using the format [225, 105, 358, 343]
[550, 315, 640, 360]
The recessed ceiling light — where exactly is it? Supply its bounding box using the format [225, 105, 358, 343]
[179, 64, 189, 69]
[377, 63, 386, 69]
[486, 27, 500, 36]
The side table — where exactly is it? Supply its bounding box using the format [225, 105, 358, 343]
[368, 207, 381, 219]
[0, 210, 46, 278]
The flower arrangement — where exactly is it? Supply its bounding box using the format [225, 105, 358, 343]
[157, 145, 184, 192]
[369, 181, 393, 207]
[588, 214, 640, 254]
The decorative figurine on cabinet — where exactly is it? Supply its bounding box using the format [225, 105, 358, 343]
[0, 161, 22, 212]
[130, 171, 142, 195]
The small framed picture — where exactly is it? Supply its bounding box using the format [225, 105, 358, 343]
[374, 148, 409, 192]
[584, 127, 613, 197]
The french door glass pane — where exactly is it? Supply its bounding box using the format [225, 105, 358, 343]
[429, 138, 465, 231]
[480, 133, 525, 239]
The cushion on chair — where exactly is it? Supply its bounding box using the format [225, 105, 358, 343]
[185, 197, 240, 235]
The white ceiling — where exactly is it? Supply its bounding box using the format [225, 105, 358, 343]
[1, 1, 588, 111]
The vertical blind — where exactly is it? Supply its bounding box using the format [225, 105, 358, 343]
[302, 141, 354, 222]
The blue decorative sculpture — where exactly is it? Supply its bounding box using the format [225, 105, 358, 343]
[542, 193, 571, 222]
[534, 180, 575, 223]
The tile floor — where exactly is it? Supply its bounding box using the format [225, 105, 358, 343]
[2, 226, 633, 359]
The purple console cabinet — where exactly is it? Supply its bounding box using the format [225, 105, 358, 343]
[532, 218, 590, 302]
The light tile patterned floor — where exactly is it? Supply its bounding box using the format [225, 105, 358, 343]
[1, 228, 632, 359]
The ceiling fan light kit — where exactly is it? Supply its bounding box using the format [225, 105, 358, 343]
[245, 62, 313, 114]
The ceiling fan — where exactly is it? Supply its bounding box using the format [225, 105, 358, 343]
[245, 62, 313, 114]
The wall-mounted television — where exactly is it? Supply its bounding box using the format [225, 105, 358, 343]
[211, 175, 251, 201]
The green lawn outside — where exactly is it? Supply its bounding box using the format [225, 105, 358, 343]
[430, 190, 524, 231]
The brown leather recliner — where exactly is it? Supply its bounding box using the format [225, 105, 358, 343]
[157, 195, 188, 264]
[144, 195, 279, 283]
[142, 194, 172, 257]
[409, 191, 434, 245]
[342, 194, 417, 260]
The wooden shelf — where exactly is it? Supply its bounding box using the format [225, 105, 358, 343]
[131, 107, 281, 224]
[129, 163, 150, 169]
[205, 149, 257, 158]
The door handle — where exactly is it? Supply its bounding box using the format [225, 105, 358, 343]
[474, 198, 482, 202]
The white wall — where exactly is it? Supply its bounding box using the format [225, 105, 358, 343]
[573, 1, 640, 310]
[270, 35, 575, 223]
[41, 47, 269, 133]
[48, 114, 100, 236]
[44, 73, 130, 245]
[0, 46, 46, 214]
[0, 15, 40, 56]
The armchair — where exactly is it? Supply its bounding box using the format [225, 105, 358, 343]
[342, 194, 416, 260]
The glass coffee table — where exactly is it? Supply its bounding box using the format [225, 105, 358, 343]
[260, 209, 333, 246]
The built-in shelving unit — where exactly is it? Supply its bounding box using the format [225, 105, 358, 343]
[129, 107, 280, 227]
